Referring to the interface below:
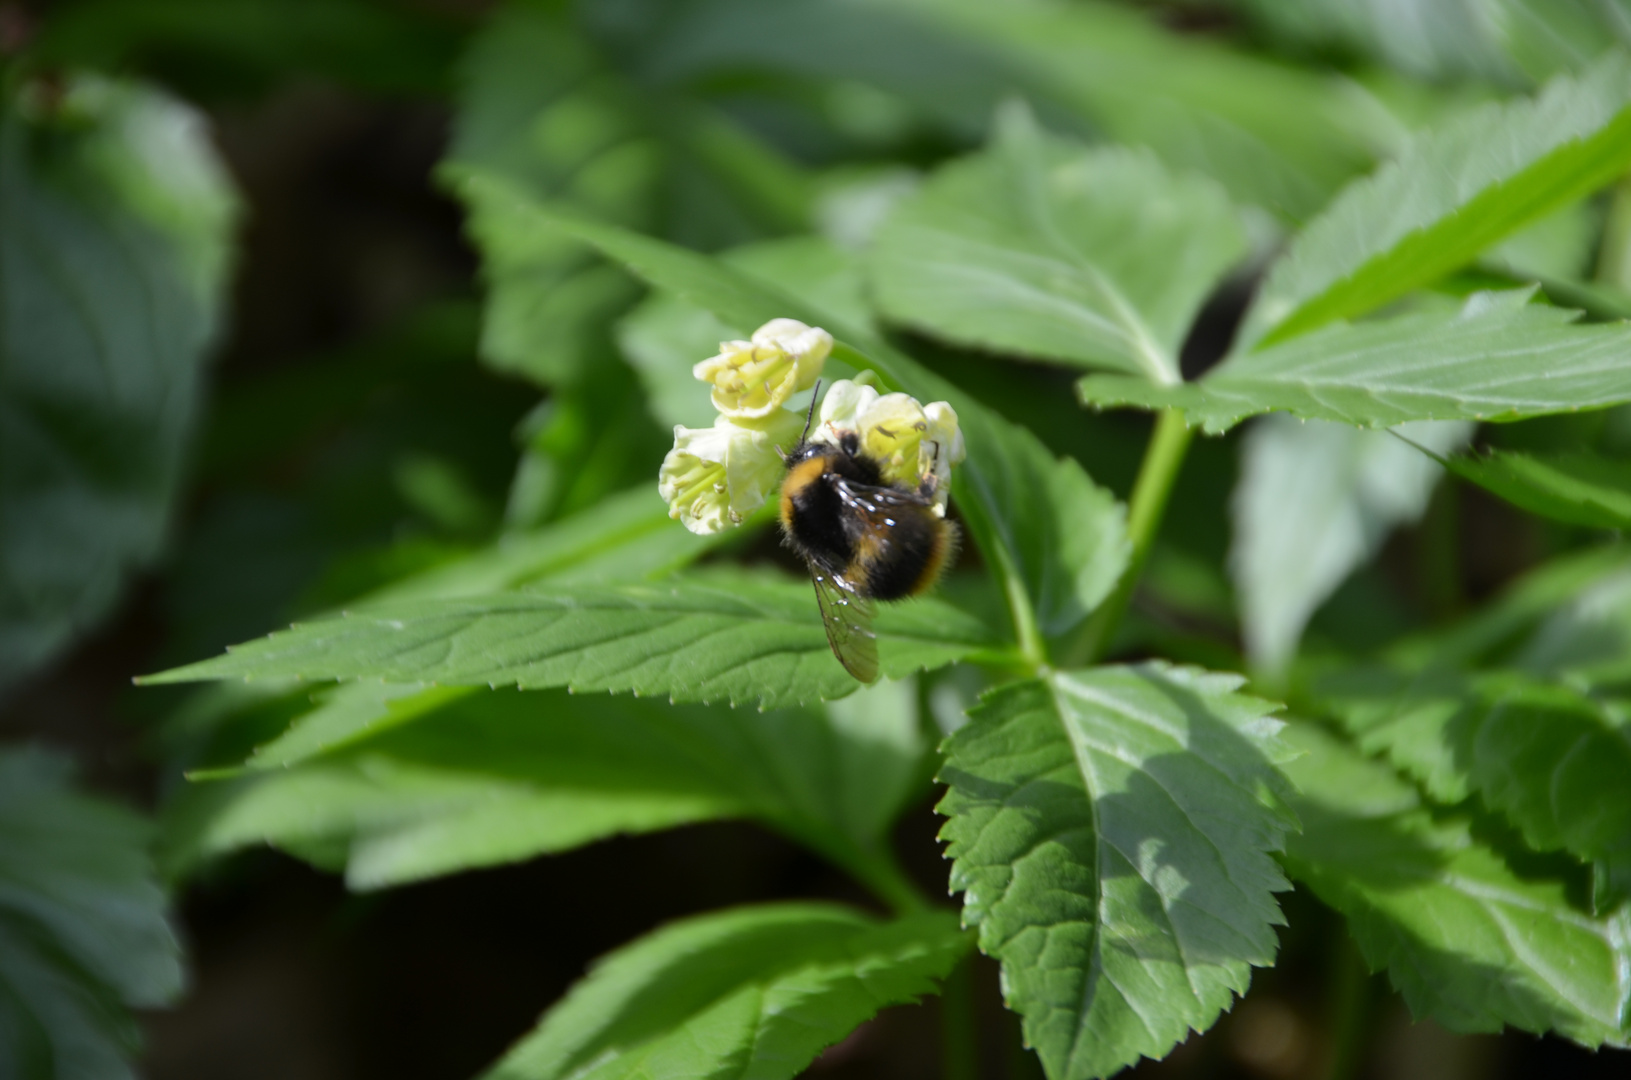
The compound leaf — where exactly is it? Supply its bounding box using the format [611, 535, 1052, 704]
[484, 903, 970, 1080]
[937, 664, 1296, 1079]
[1281, 720, 1631, 1046]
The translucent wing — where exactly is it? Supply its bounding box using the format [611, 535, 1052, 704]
[831, 478, 936, 522]
[810, 566, 879, 683]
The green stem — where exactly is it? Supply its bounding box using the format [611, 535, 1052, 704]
[1595, 177, 1631, 292]
[840, 841, 932, 917]
[1059, 409, 1194, 667]
[939, 955, 978, 1080]
[993, 539, 1048, 671]
[1324, 930, 1375, 1080]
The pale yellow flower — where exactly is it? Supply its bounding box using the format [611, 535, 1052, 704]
[658, 410, 803, 534]
[693, 318, 832, 421]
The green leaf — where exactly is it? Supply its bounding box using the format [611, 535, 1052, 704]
[170, 682, 926, 894]
[484, 903, 970, 1080]
[937, 664, 1296, 1079]
[1232, 417, 1470, 675]
[980, 422, 1130, 643]
[1080, 290, 1631, 433]
[243, 682, 470, 771]
[141, 576, 997, 709]
[1318, 668, 1631, 875]
[0, 747, 182, 1080]
[1484, 201, 1601, 281]
[1442, 446, 1631, 530]
[1280, 719, 1631, 1046]
[1237, 0, 1629, 86]
[444, 6, 654, 386]
[897, 0, 1390, 219]
[1385, 545, 1631, 670]
[1509, 558, 1631, 687]
[0, 76, 237, 691]
[1242, 54, 1631, 347]
[447, 178, 1132, 648]
[366, 486, 723, 605]
[870, 107, 1246, 383]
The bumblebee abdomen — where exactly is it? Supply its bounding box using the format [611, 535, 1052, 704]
[861, 512, 953, 601]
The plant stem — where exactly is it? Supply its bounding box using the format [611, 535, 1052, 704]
[842, 842, 932, 917]
[1059, 408, 1194, 667]
[1595, 177, 1631, 292]
[1324, 930, 1375, 1080]
[940, 955, 979, 1080]
[993, 540, 1048, 671]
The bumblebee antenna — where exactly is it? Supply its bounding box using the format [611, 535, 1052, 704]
[799, 379, 822, 444]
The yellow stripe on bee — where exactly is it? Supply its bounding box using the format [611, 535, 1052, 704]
[851, 530, 885, 564]
[779, 457, 830, 526]
[908, 520, 957, 596]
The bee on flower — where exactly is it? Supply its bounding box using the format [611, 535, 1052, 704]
[660, 317, 966, 682]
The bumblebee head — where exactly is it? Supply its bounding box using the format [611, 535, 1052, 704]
[779, 379, 855, 468]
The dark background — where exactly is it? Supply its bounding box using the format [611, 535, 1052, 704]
[4, 1, 1631, 1077]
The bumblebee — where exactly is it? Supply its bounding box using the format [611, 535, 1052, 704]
[779, 407, 957, 683]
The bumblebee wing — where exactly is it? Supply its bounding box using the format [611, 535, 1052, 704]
[830, 478, 936, 522]
[810, 567, 878, 683]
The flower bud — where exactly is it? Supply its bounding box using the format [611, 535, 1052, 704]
[693, 318, 832, 420]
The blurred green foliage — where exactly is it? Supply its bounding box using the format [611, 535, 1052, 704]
[6, 2, 1631, 1078]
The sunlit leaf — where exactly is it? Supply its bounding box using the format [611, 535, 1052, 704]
[870, 107, 1246, 383]
[141, 576, 997, 709]
[444, 5, 652, 385]
[937, 664, 1296, 1079]
[1242, 53, 1631, 347]
[1080, 290, 1631, 433]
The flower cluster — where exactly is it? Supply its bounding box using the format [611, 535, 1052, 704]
[658, 317, 965, 534]
[810, 379, 964, 518]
